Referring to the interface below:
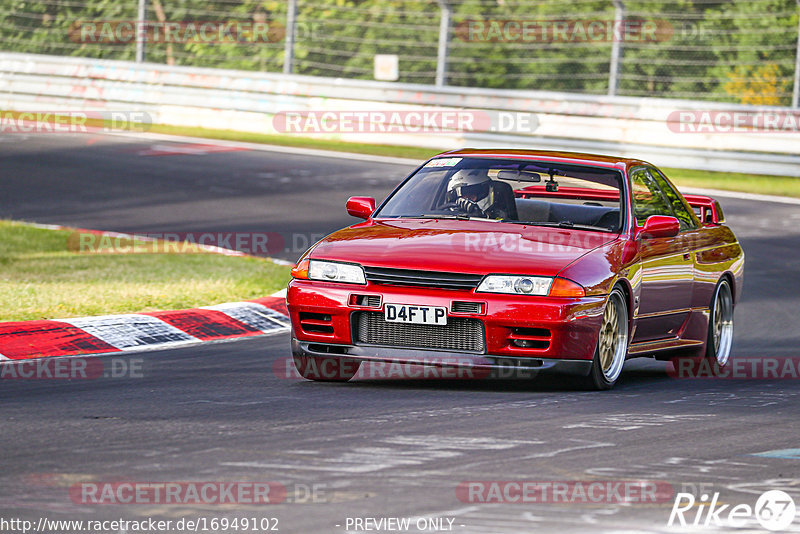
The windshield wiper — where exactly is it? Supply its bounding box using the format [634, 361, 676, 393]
[568, 223, 613, 232]
[552, 221, 612, 232]
[414, 213, 471, 220]
[412, 214, 500, 222]
[499, 220, 611, 232]
[499, 220, 563, 227]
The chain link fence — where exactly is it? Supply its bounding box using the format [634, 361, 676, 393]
[1, 0, 798, 106]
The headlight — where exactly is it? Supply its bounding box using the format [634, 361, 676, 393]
[476, 275, 552, 296]
[308, 260, 366, 285]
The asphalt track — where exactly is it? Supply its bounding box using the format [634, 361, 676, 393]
[2, 133, 800, 533]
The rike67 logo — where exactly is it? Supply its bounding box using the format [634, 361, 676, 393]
[668, 490, 796, 531]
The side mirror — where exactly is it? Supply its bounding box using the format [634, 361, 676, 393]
[346, 196, 376, 219]
[639, 215, 680, 239]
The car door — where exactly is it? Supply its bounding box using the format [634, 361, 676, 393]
[630, 167, 694, 342]
[647, 167, 710, 310]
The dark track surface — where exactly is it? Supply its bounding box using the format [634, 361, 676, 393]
[2, 133, 800, 533]
[0, 133, 409, 262]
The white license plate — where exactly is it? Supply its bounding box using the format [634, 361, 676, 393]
[384, 304, 447, 326]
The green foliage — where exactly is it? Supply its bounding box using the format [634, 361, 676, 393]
[620, 0, 798, 103]
[0, 0, 797, 103]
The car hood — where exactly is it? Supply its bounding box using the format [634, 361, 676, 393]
[309, 219, 618, 277]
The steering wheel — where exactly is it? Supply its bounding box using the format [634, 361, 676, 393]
[441, 200, 486, 217]
[440, 201, 460, 212]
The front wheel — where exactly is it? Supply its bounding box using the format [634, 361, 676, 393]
[582, 287, 629, 390]
[706, 278, 734, 367]
[293, 355, 361, 382]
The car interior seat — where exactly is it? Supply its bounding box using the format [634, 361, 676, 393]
[489, 181, 519, 220]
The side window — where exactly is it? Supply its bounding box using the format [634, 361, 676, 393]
[630, 168, 673, 225]
[647, 168, 697, 231]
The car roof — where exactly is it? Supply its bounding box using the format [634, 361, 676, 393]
[436, 149, 652, 171]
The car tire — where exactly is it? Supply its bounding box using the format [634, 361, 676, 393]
[582, 287, 629, 391]
[293, 355, 361, 382]
[705, 278, 734, 368]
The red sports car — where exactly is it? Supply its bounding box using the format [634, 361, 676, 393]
[286, 150, 744, 389]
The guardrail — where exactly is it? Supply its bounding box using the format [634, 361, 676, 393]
[1, 52, 798, 176]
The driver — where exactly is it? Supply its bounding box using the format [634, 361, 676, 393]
[446, 169, 506, 219]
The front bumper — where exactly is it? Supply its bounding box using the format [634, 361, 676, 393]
[292, 337, 593, 377]
[287, 279, 605, 375]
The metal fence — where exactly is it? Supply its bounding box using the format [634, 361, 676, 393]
[1, 0, 799, 106]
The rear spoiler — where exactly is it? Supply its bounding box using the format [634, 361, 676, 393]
[683, 194, 725, 224]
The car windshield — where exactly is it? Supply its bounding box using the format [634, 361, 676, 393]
[376, 157, 624, 233]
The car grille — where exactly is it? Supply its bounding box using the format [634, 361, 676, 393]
[353, 311, 486, 353]
[363, 266, 483, 290]
[351, 294, 381, 308]
[451, 301, 483, 314]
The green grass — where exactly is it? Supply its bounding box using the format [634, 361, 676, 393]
[149, 123, 442, 161]
[663, 167, 800, 198]
[0, 221, 290, 322]
[148, 123, 800, 199]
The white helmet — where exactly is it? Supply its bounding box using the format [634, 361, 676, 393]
[447, 168, 490, 202]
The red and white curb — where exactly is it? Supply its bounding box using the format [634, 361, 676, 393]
[0, 296, 289, 361]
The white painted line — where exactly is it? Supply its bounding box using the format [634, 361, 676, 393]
[0, 354, 9, 361]
[223, 435, 548, 474]
[107, 131, 423, 166]
[203, 302, 290, 331]
[25, 222, 64, 230]
[60, 314, 199, 350]
[682, 187, 800, 206]
[270, 288, 287, 298]
[110, 130, 800, 205]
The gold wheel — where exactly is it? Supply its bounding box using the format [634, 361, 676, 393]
[597, 289, 628, 384]
[599, 297, 618, 372]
